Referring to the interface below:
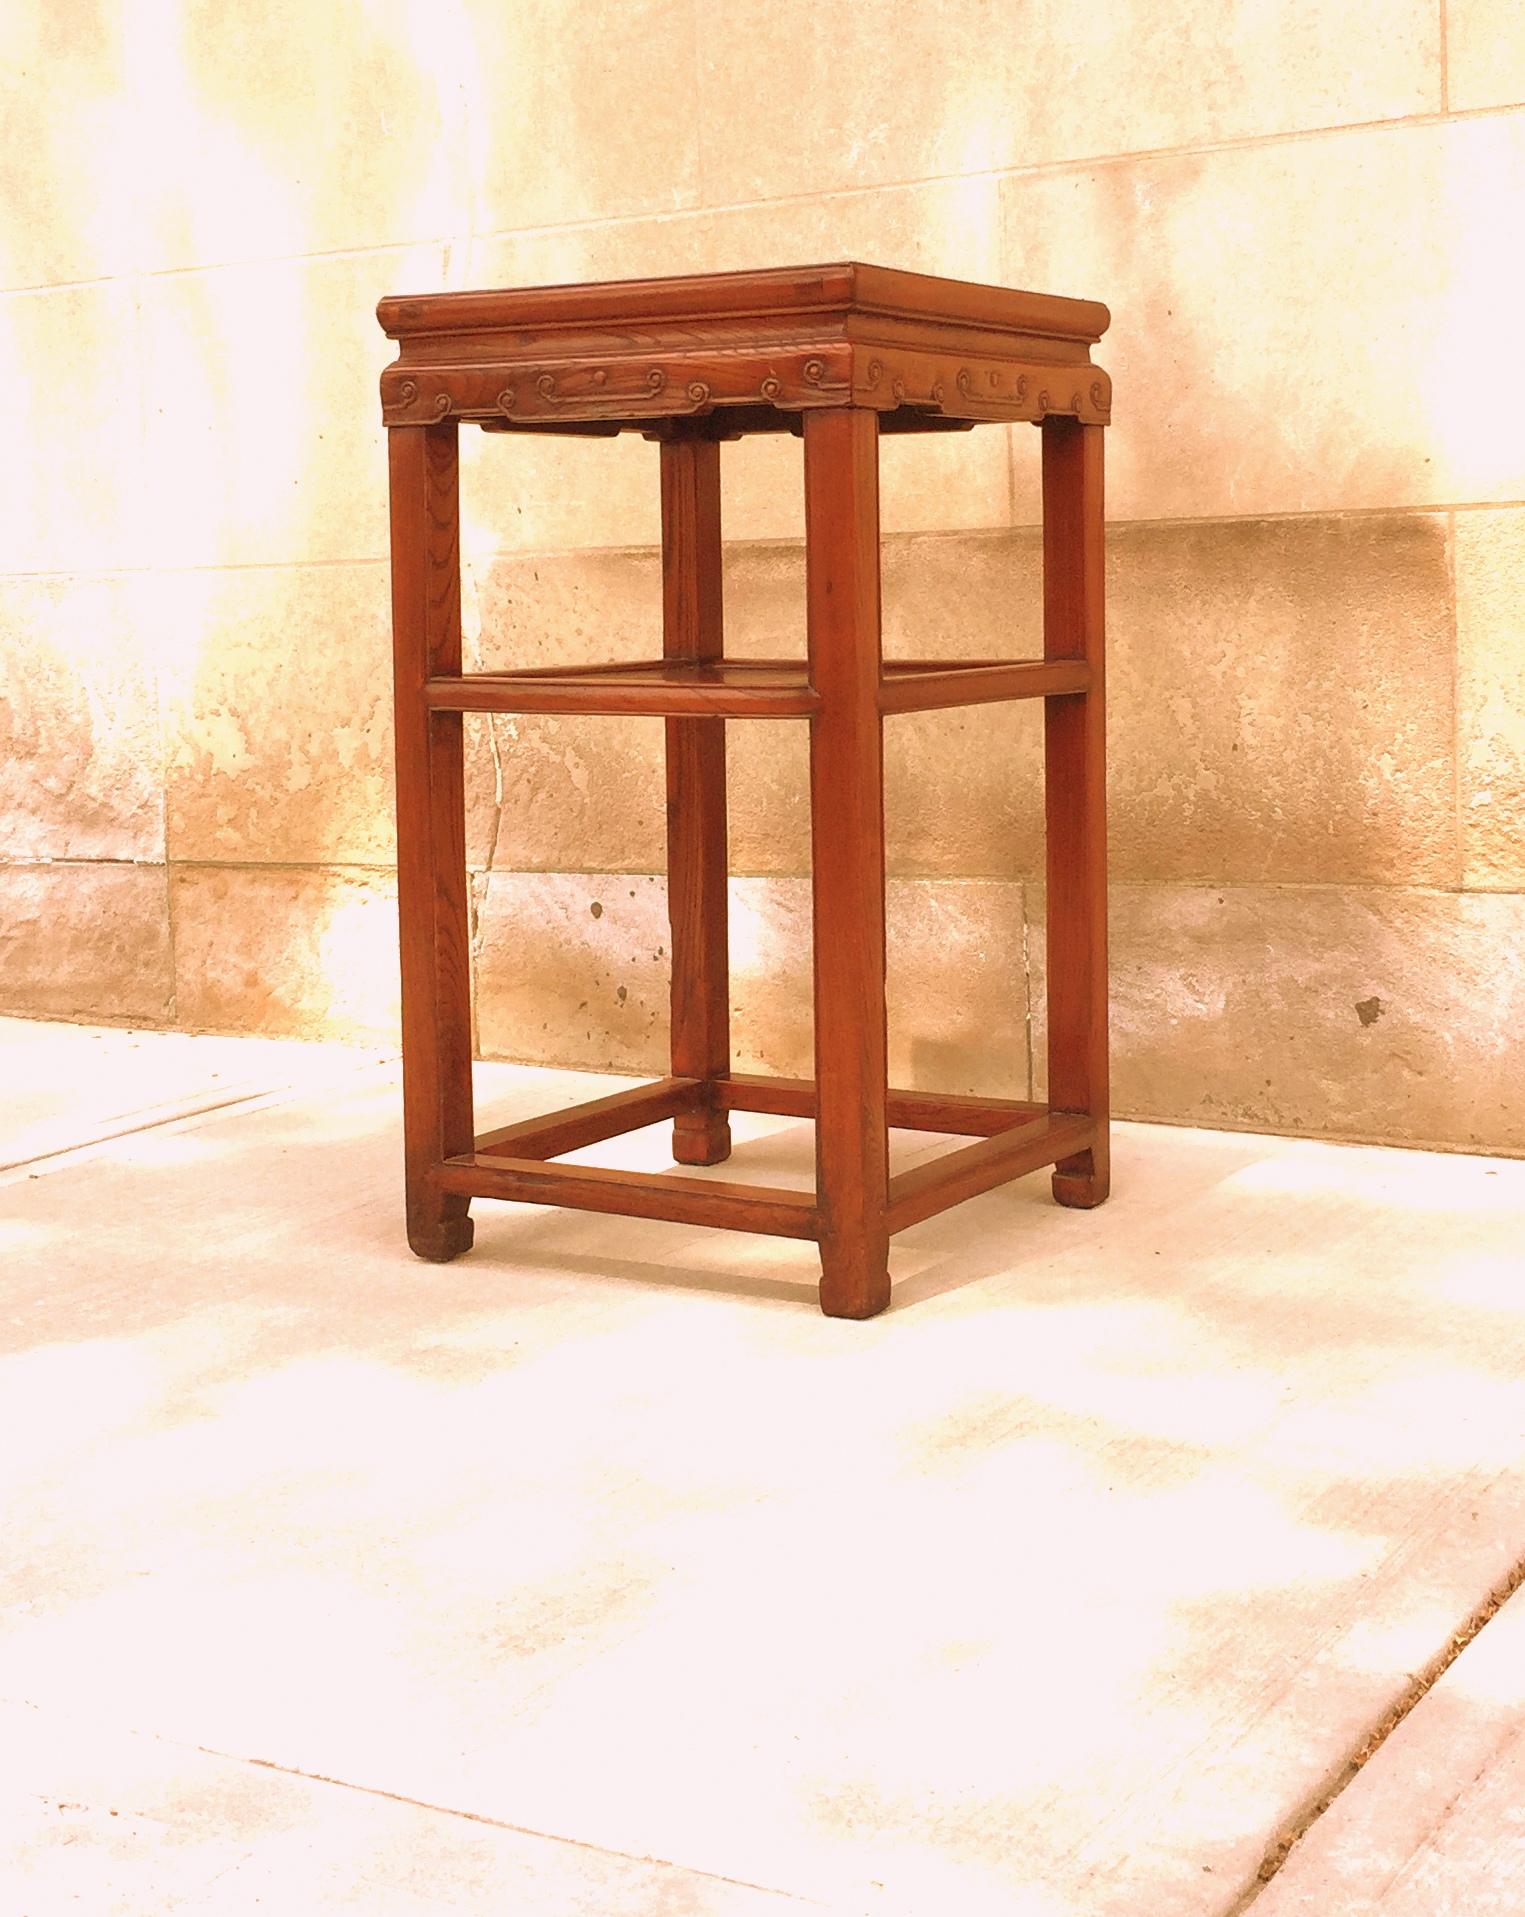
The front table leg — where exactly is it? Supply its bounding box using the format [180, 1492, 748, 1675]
[388, 422, 475, 1260]
[804, 408, 891, 1318]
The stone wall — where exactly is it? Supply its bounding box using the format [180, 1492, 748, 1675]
[2, 1, 1523, 1152]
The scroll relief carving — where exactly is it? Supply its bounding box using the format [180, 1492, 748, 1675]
[380, 350, 1105, 427]
[381, 349, 852, 426]
[855, 356, 1110, 424]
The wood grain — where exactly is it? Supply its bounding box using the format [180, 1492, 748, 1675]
[388, 422, 475, 1261]
[805, 407, 891, 1318]
[378, 260, 1111, 432]
[879, 659, 1091, 713]
[662, 435, 732, 1166]
[1043, 417, 1111, 1209]
[475, 1077, 699, 1161]
[429, 657, 1088, 720]
[438, 1154, 817, 1240]
[886, 1114, 1096, 1233]
[378, 261, 1108, 344]
[381, 263, 1112, 1307]
[715, 1073, 1045, 1136]
[426, 668, 816, 718]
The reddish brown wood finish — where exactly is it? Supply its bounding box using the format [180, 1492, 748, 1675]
[388, 423, 475, 1261]
[377, 261, 1111, 434]
[661, 435, 733, 1167]
[438, 1153, 818, 1239]
[380, 262, 1112, 1316]
[1042, 418, 1111, 1207]
[886, 1114, 1096, 1233]
[474, 1076, 698, 1160]
[469, 1069, 1044, 1153]
[379, 262, 1109, 348]
[424, 655, 1085, 719]
[426, 664, 817, 718]
[878, 658, 1091, 713]
[714, 1073, 1045, 1135]
[804, 407, 891, 1318]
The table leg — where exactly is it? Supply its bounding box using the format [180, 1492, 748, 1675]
[388, 422, 475, 1259]
[1042, 417, 1110, 1208]
[804, 407, 891, 1318]
[661, 433, 732, 1166]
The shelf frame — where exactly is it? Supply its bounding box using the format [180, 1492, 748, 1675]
[431, 1071, 1093, 1245]
[424, 655, 1090, 719]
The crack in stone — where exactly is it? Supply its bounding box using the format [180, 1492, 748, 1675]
[1225, 1547, 1525, 1913]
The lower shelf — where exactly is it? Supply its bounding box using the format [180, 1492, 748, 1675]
[424, 656, 1090, 719]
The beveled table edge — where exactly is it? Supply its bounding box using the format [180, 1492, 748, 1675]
[377, 259, 1110, 346]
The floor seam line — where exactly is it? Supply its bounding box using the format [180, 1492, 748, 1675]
[0, 1060, 402, 1183]
[0, 1089, 303, 1178]
[1222, 1543, 1525, 1913]
[232, 1754, 830, 1907]
[3, 1696, 828, 1909]
[1360, 1728, 1519, 1909]
[42, 1713, 827, 1911]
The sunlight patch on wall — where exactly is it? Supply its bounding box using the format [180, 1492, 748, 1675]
[309, 878, 403, 1039]
[1429, 116, 1525, 502]
[128, 0, 306, 269]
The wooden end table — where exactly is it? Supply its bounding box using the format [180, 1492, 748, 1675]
[377, 261, 1111, 1319]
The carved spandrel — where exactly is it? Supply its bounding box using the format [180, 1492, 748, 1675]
[858, 354, 1111, 424]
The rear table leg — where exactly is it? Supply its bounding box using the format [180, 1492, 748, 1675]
[662, 432, 732, 1167]
[1042, 417, 1110, 1210]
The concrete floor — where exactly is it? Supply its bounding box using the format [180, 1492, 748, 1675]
[4, 1016, 1524, 1915]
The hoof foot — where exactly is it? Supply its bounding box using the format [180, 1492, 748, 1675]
[408, 1214, 475, 1262]
[819, 1285, 891, 1321]
[819, 1243, 891, 1320]
[1052, 1167, 1109, 1210]
[673, 1116, 732, 1167]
